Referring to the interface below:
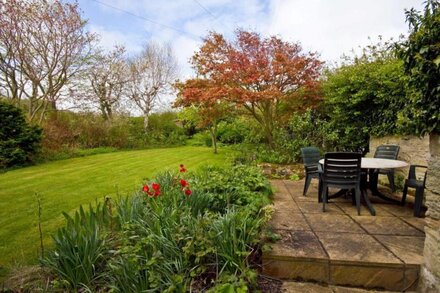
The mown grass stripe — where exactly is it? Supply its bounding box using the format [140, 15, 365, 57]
[0, 146, 232, 273]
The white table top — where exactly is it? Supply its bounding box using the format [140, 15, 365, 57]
[319, 157, 408, 169]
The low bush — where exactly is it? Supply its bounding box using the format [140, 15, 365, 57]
[39, 111, 187, 161]
[217, 118, 255, 145]
[234, 110, 339, 164]
[0, 101, 42, 168]
[43, 164, 272, 291]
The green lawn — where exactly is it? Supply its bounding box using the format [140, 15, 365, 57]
[0, 146, 233, 274]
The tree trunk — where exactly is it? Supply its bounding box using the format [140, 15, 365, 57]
[209, 121, 218, 154]
[143, 112, 149, 131]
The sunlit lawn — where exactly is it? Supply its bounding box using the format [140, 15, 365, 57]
[0, 146, 233, 276]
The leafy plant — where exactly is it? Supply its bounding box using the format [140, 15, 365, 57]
[322, 41, 409, 151]
[397, 0, 440, 134]
[44, 164, 272, 291]
[0, 101, 42, 168]
[43, 204, 111, 290]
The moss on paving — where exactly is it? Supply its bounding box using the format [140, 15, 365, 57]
[0, 146, 233, 276]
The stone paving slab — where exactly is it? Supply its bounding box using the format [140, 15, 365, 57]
[281, 281, 417, 293]
[273, 200, 301, 213]
[399, 216, 426, 232]
[335, 202, 395, 217]
[296, 200, 344, 214]
[353, 216, 425, 236]
[267, 230, 328, 260]
[263, 179, 426, 291]
[316, 232, 402, 265]
[269, 212, 310, 231]
[304, 214, 365, 233]
[374, 235, 425, 265]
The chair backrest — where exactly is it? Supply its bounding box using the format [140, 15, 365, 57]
[374, 145, 400, 160]
[323, 152, 362, 186]
[301, 147, 321, 166]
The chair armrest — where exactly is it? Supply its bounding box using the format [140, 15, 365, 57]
[411, 165, 428, 169]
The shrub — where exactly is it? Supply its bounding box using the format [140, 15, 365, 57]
[217, 118, 253, 144]
[322, 41, 409, 150]
[397, 0, 440, 134]
[39, 110, 188, 161]
[238, 110, 337, 164]
[0, 101, 42, 168]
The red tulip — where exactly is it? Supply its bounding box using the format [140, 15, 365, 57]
[180, 179, 188, 187]
[185, 189, 192, 196]
[142, 185, 149, 193]
[152, 183, 160, 191]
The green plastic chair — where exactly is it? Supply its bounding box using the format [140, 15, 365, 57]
[300, 147, 321, 196]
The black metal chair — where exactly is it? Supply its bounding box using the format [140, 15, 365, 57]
[401, 165, 428, 217]
[321, 152, 362, 215]
[373, 144, 400, 192]
[300, 147, 321, 196]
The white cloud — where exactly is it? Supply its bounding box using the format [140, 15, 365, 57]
[89, 0, 424, 79]
[89, 24, 143, 55]
[265, 0, 423, 62]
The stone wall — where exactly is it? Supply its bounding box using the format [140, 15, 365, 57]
[419, 134, 440, 292]
[369, 135, 430, 191]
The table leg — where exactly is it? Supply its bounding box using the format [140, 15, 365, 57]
[368, 169, 401, 204]
[361, 188, 376, 216]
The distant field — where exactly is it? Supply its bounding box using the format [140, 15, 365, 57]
[0, 146, 233, 275]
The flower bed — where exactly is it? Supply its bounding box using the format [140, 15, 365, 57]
[43, 164, 273, 292]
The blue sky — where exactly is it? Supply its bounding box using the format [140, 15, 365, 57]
[76, 0, 423, 79]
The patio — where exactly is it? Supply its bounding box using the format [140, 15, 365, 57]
[263, 179, 426, 292]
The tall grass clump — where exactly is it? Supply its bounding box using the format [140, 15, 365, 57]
[43, 204, 112, 290]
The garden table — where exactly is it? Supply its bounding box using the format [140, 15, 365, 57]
[319, 157, 408, 215]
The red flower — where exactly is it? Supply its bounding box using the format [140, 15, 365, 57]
[147, 191, 154, 197]
[180, 164, 184, 168]
[179, 164, 187, 173]
[154, 190, 161, 196]
[142, 185, 149, 193]
[185, 189, 192, 196]
[152, 183, 160, 191]
[180, 179, 188, 187]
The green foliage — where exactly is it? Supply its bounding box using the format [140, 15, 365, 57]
[193, 165, 272, 213]
[323, 43, 409, 150]
[217, 118, 253, 144]
[241, 110, 336, 164]
[187, 131, 213, 147]
[0, 146, 232, 274]
[40, 111, 187, 161]
[397, 0, 440, 134]
[43, 204, 112, 290]
[0, 101, 42, 168]
[43, 165, 272, 291]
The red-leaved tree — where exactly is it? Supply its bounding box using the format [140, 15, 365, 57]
[178, 30, 323, 148]
[175, 78, 231, 154]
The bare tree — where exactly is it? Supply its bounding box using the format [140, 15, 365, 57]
[127, 43, 178, 130]
[87, 46, 127, 120]
[0, 0, 96, 123]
